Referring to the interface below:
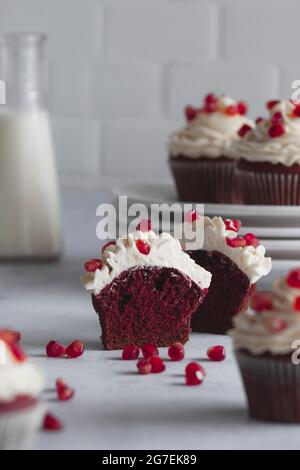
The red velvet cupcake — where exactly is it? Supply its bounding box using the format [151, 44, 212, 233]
[181, 215, 272, 334]
[169, 94, 253, 203]
[81, 222, 211, 350]
[230, 270, 300, 422]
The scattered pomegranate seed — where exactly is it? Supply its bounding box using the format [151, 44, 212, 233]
[135, 239, 150, 255]
[101, 241, 116, 254]
[294, 297, 300, 312]
[225, 104, 239, 116]
[266, 100, 280, 110]
[0, 330, 21, 344]
[237, 101, 248, 115]
[266, 318, 287, 333]
[122, 344, 140, 360]
[137, 359, 152, 375]
[269, 123, 285, 138]
[141, 344, 158, 359]
[226, 237, 246, 248]
[84, 258, 103, 272]
[207, 345, 226, 362]
[185, 362, 206, 386]
[136, 219, 152, 232]
[55, 378, 66, 392]
[224, 218, 241, 233]
[287, 269, 300, 289]
[244, 233, 260, 248]
[149, 356, 166, 373]
[271, 111, 283, 124]
[292, 105, 300, 118]
[46, 341, 65, 358]
[43, 413, 63, 431]
[8, 343, 26, 362]
[204, 93, 218, 113]
[251, 292, 273, 312]
[186, 209, 200, 223]
[238, 124, 252, 138]
[56, 379, 75, 401]
[255, 117, 264, 124]
[185, 105, 198, 121]
[168, 342, 185, 361]
[65, 340, 84, 359]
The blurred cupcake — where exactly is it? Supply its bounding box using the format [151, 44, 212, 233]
[169, 93, 253, 203]
[235, 100, 300, 205]
[230, 268, 300, 422]
[0, 336, 43, 449]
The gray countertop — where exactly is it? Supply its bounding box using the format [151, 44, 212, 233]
[1, 188, 299, 450]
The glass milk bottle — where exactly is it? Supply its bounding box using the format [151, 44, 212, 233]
[0, 33, 61, 259]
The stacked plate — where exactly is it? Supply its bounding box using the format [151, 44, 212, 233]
[113, 181, 300, 285]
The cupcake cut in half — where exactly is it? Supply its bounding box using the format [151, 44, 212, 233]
[169, 93, 253, 204]
[230, 269, 300, 422]
[181, 215, 272, 334]
[235, 100, 300, 205]
[81, 223, 212, 350]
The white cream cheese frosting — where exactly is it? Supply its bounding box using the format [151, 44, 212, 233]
[81, 230, 212, 296]
[0, 340, 43, 402]
[181, 216, 271, 284]
[233, 100, 300, 166]
[169, 95, 253, 159]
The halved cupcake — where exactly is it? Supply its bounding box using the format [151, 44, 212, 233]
[0, 336, 43, 450]
[181, 214, 272, 334]
[230, 269, 300, 422]
[80, 222, 211, 350]
[169, 93, 253, 203]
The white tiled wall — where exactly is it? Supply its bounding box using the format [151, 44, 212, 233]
[0, 0, 299, 183]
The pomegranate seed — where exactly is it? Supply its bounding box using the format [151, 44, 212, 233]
[226, 237, 246, 248]
[224, 218, 241, 233]
[122, 344, 140, 360]
[186, 209, 200, 223]
[287, 269, 300, 289]
[56, 379, 75, 401]
[149, 356, 166, 373]
[101, 241, 116, 254]
[185, 362, 206, 386]
[135, 239, 150, 255]
[137, 359, 151, 375]
[237, 101, 248, 115]
[255, 117, 264, 124]
[46, 341, 65, 358]
[168, 342, 185, 361]
[238, 124, 252, 138]
[8, 343, 26, 362]
[136, 219, 152, 232]
[251, 292, 273, 312]
[84, 258, 103, 272]
[244, 233, 260, 248]
[271, 111, 283, 124]
[266, 318, 287, 333]
[268, 123, 285, 138]
[141, 344, 158, 359]
[225, 104, 239, 116]
[43, 413, 63, 431]
[207, 345, 226, 362]
[266, 100, 279, 110]
[294, 297, 300, 312]
[65, 340, 84, 359]
[204, 93, 218, 113]
[292, 105, 300, 118]
[0, 330, 21, 344]
[185, 105, 198, 121]
[55, 378, 66, 393]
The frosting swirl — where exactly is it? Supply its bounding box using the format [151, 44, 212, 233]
[233, 100, 300, 166]
[181, 216, 271, 284]
[81, 230, 212, 295]
[0, 340, 43, 402]
[169, 95, 253, 159]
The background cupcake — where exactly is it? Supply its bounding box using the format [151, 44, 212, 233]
[230, 268, 300, 422]
[169, 93, 253, 204]
[236, 100, 300, 205]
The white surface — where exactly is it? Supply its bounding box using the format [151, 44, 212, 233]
[1, 188, 300, 450]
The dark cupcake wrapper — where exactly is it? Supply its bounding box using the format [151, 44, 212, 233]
[237, 164, 300, 205]
[170, 156, 243, 204]
[236, 350, 300, 423]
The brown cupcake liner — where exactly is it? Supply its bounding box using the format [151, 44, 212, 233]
[238, 165, 300, 205]
[236, 350, 300, 422]
[170, 156, 243, 204]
